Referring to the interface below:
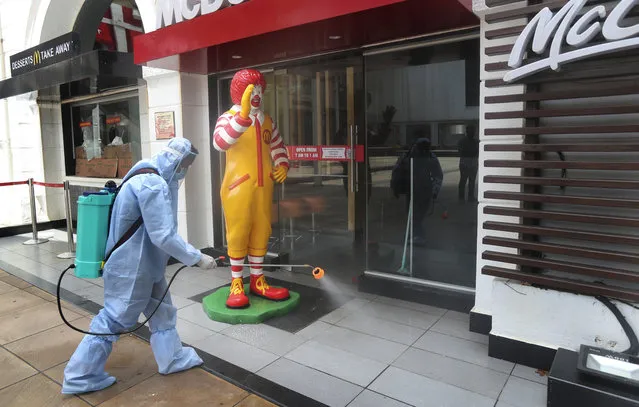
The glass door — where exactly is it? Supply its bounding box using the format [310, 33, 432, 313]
[217, 54, 366, 285]
[364, 38, 480, 288]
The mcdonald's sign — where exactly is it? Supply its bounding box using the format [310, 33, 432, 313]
[10, 32, 80, 77]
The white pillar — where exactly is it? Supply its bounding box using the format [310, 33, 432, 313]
[142, 67, 214, 249]
[472, 3, 527, 320]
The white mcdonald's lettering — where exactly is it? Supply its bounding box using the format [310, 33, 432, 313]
[156, 0, 247, 28]
[505, 0, 639, 83]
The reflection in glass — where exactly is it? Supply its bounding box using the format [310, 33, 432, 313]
[365, 39, 479, 288]
[71, 96, 141, 178]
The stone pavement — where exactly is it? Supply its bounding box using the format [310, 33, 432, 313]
[0, 231, 549, 406]
[0, 268, 275, 407]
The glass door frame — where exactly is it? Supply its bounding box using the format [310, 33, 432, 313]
[361, 30, 479, 296]
[212, 52, 367, 263]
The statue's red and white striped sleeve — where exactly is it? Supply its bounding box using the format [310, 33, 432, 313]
[213, 112, 252, 152]
[269, 123, 289, 168]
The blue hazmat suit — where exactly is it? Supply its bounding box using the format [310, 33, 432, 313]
[62, 138, 204, 395]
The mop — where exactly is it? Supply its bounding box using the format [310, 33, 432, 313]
[397, 199, 412, 275]
[397, 158, 414, 276]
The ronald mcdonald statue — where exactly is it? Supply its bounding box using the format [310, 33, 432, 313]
[213, 69, 290, 309]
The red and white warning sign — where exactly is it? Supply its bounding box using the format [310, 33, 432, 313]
[287, 145, 364, 162]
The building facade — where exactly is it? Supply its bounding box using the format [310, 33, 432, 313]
[2, 0, 636, 371]
[473, 0, 639, 367]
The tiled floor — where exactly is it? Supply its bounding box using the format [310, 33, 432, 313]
[0, 268, 276, 407]
[0, 231, 549, 407]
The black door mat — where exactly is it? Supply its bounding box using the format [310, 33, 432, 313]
[189, 277, 353, 333]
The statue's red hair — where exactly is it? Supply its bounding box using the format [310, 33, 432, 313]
[230, 69, 267, 105]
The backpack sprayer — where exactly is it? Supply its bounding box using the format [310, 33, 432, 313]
[56, 169, 194, 336]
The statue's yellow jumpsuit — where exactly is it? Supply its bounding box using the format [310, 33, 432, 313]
[213, 94, 290, 308]
[215, 107, 287, 259]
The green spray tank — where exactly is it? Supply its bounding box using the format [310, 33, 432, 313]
[73, 170, 158, 279]
[73, 185, 116, 279]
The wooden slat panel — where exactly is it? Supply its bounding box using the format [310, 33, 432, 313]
[483, 251, 639, 282]
[485, 125, 639, 136]
[485, 1, 624, 25]
[486, 49, 639, 73]
[485, 61, 510, 72]
[485, 84, 639, 104]
[485, 143, 639, 152]
[485, 44, 513, 56]
[485, 160, 639, 170]
[485, 105, 639, 120]
[486, 62, 639, 88]
[484, 175, 639, 190]
[485, 25, 527, 40]
[485, 0, 564, 24]
[485, 0, 523, 7]
[484, 221, 639, 246]
[482, 266, 639, 302]
[483, 206, 639, 228]
[482, 0, 639, 300]
[483, 236, 639, 265]
[484, 191, 639, 208]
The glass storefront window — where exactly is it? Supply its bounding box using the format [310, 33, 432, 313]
[216, 56, 366, 287]
[69, 95, 141, 178]
[213, 40, 479, 291]
[365, 38, 479, 288]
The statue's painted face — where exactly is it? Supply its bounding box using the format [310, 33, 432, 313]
[250, 85, 263, 110]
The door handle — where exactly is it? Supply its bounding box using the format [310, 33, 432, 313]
[350, 125, 355, 193]
[354, 125, 359, 192]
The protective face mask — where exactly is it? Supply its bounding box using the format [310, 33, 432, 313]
[175, 167, 187, 181]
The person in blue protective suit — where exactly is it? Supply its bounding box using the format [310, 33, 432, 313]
[62, 138, 217, 395]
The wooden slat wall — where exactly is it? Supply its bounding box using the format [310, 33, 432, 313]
[480, 0, 639, 302]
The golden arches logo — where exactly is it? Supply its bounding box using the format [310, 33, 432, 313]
[262, 129, 272, 144]
[33, 50, 41, 65]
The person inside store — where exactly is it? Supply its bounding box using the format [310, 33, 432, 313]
[391, 136, 443, 246]
[457, 125, 479, 203]
[62, 138, 217, 395]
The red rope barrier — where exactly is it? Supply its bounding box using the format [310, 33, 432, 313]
[0, 180, 28, 187]
[33, 181, 65, 188]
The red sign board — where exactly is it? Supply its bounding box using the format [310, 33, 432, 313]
[106, 116, 121, 125]
[287, 145, 364, 162]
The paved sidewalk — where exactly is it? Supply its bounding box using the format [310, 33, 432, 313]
[0, 231, 549, 407]
[0, 268, 275, 407]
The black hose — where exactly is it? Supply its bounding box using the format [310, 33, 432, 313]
[595, 296, 639, 356]
[56, 264, 188, 336]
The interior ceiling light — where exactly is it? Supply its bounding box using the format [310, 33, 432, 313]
[328, 35, 342, 40]
[232, 55, 242, 59]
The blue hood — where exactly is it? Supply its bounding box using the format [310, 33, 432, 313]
[126, 138, 193, 184]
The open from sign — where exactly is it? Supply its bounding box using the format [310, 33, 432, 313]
[505, 0, 639, 83]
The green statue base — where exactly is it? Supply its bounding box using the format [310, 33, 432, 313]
[202, 284, 300, 325]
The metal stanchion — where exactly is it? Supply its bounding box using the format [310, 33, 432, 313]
[23, 178, 50, 245]
[57, 180, 75, 259]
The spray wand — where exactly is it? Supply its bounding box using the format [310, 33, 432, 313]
[57, 257, 325, 336]
[216, 256, 325, 280]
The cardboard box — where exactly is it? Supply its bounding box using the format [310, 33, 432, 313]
[75, 146, 86, 160]
[75, 158, 89, 177]
[103, 145, 118, 159]
[104, 143, 132, 159]
[117, 158, 133, 179]
[75, 158, 118, 178]
[117, 143, 132, 159]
